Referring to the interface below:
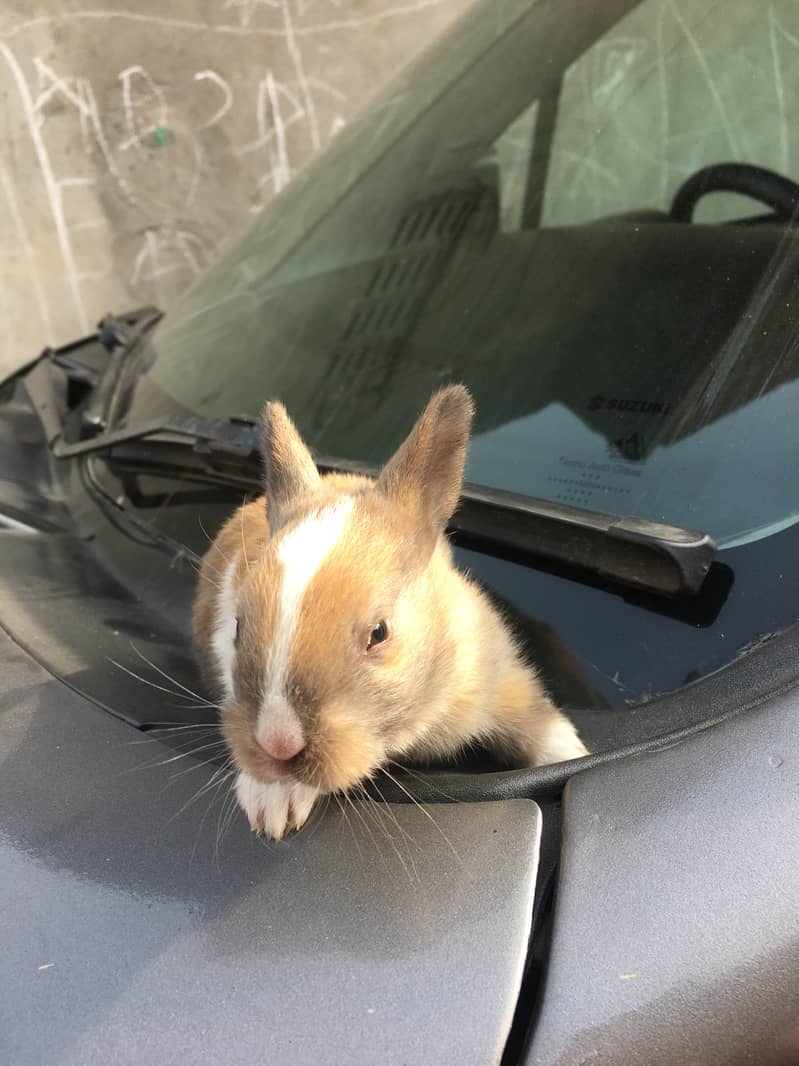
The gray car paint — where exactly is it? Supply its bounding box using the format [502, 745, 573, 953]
[0, 629, 542, 1066]
[526, 685, 799, 1066]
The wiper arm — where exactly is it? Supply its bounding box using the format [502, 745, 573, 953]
[52, 413, 715, 599]
[53, 412, 262, 461]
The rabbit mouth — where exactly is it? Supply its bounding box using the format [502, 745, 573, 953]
[252, 751, 300, 781]
[241, 742, 313, 785]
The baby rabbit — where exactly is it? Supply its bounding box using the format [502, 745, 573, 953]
[193, 385, 588, 839]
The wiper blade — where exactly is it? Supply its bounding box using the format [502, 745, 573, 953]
[451, 485, 715, 599]
[52, 414, 715, 599]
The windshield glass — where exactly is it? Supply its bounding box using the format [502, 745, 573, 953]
[119, 0, 799, 550]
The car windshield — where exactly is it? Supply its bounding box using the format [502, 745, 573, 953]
[118, 0, 799, 550]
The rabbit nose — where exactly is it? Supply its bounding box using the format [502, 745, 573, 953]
[256, 726, 305, 762]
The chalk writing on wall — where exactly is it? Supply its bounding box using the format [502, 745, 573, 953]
[0, 0, 464, 370]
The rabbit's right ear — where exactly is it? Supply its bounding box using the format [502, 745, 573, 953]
[261, 401, 321, 530]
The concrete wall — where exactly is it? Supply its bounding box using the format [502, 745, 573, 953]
[0, 0, 470, 376]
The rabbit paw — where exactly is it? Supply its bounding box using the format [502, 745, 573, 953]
[235, 772, 319, 839]
[537, 715, 589, 765]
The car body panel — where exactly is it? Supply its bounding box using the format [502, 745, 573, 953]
[526, 683, 799, 1065]
[0, 628, 542, 1066]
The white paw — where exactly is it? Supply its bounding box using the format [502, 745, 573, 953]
[234, 772, 320, 840]
[537, 716, 589, 765]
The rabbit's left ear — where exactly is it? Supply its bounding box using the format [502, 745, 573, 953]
[376, 385, 474, 534]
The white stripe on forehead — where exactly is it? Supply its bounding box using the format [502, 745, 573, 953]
[263, 497, 354, 711]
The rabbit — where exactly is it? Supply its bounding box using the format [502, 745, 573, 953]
[192, 385, 588, 839]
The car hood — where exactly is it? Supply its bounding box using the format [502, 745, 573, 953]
[0, 627, 541, 1065]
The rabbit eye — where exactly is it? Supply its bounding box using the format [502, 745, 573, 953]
[234, 617, 241, 645]
[367, 620, 389, 650]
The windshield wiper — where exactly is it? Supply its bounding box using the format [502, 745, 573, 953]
[51, 413, 715, 599]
